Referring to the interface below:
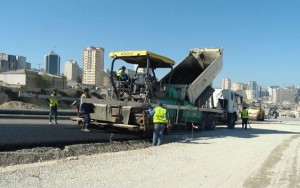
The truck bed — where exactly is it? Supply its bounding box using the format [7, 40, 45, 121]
[161, 48, 223, 105]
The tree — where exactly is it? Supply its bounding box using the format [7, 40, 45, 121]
[36, 73, 51, 88]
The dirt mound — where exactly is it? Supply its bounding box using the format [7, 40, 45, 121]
[0, 87, 102, 109]
[0, 101, 44, 109]
[58, 89, 82, 98]
[0, 88, 20, 104]
[58, 89, 103, 99]
[0, 87, 103, 110]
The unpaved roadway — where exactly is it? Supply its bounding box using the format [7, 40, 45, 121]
[1, 118, 300, 188]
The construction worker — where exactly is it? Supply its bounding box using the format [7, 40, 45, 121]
[116, 66, 128, 81]
[48, 89, 59, 125]
[80, 88, 94, 132]
[149, 101, 169, 146]
[241, 106, 249, 130]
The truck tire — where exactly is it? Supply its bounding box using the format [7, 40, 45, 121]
[227, 113, 235, 129]
[204, 114, 216, 130]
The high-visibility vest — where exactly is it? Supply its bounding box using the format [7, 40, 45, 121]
[81, 93, 88, 98]
[116, 69, 124, 80]
[241, 109, 248, 118]
[49, 94, 58, 107]
[153, 106, 168, 124]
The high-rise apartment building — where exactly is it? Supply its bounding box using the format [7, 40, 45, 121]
[247, 81, 258, 100]
[222, 78, 231, 89]
[268, 86, 279, 102]
[64, 60, 80, 83]
[82, 46, 104, 87]
[45, 51, 60, 76]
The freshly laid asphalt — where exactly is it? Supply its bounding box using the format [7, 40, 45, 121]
[0, 118, 143, 152]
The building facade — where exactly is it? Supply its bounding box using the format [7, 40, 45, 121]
[16, 56, 26, 69]
[8, 55, 17, 70]
[0, 53, 17, 71]
[268, 86, 279, 102]
[26, 62, 31, 69]
[0, 53, 9, 72]
[231, 82, 247, 91]
[64, 60, 80, 84]
[0, 69, 66, 89]
[0, 53, 31, 71]
[82, 46, 104, 87]
[45, 51, 60, 76]
[0, 60, 8, 72]
[222, 78, 231, 89]
[247, 81, 258, 100]
[273, 87, 297, 105]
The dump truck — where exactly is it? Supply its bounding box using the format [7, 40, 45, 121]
[79, 48, 242, 134]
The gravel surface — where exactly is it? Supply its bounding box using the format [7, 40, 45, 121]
[0, 140, 151, 167]
[1, 118, 300, 188]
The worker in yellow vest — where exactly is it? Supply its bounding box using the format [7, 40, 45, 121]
[149, 101, 169, 146]
[116, 66, 128, 81]
[241, 106, 249, 130]
[48, 89, 59, 125]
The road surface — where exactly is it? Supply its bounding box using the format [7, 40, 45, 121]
[0, 118, 300, 188]
[0, 118, 142, 151]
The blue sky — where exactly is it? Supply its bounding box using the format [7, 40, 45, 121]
[1, 0, 299, 88]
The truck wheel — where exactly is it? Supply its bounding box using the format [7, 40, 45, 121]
[204, 114, 216, 130]
[227, 113, 235, 129]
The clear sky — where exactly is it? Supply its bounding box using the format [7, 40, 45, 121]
[1, 0, 299, 88]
